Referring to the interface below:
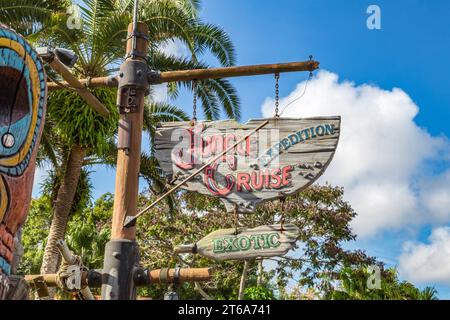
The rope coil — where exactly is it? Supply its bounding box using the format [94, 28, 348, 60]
[55, 254, 87, 292]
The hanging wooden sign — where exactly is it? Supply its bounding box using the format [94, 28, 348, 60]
[154, 117, 340, 213]
[174, 224, 300, 261]
[0, 24, 47, 282]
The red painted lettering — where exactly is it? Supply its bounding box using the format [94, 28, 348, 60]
[204, 162, 234, 196]
[236, 173, 252, 192]
[282, 165, 294, 186]
[270, 168, 282, 189]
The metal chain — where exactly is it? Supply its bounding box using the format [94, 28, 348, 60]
[280, 197, 286, 232]
[234, 204, 239, 235]
[274, 73, 280, 118]
[192, 80, 197, 124]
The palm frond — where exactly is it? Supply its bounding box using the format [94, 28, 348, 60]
[140, 0, 196, 56]
[143, 102, 189, 145]
[0, 0, 69, 36]
[200, 78, 240, 120]
[192, 23, 236, 66]
[150, 54, 240, 120]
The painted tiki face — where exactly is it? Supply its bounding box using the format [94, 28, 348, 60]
[0, 25, 47, 276]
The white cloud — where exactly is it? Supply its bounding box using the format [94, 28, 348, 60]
[261, 70, 449, 237]
[419, 170, 450, 222]
[159, 39, 189, 59]
[399, 227, 450, 284]
[150, 84, 169, 103]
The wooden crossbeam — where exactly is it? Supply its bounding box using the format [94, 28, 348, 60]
[24, 268, 212, 288]
[48, 58, 110, 118]
[47, 60, 319, 91]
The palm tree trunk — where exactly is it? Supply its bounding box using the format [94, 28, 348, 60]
[40, 144, 85, 275]
[256, 259, 263, 286]
[238, 260, 250, 300]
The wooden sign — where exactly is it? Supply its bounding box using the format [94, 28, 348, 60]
[0, 24, 47, 280]
[174, 224, 300, 261]
[154, 117, 340, 212]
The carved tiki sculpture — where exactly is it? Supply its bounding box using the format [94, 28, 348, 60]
[0, 24, 47, 299]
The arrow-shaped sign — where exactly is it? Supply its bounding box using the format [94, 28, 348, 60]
[174, 224, 300, 261]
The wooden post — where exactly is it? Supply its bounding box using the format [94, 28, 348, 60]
[110, 22, 148, 240]
[101, 21, 149, 300]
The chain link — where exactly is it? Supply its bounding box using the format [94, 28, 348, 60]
[274, 73, 280, 118]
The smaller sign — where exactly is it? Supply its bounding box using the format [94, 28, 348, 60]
[174, 224, 300, 261]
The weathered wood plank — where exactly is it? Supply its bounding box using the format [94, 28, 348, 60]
[154, 117, 340, 212]
[174, 224, 300, 261]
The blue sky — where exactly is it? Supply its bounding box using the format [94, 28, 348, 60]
[34, 0, 450, 298]
[198, 0, 450, 298]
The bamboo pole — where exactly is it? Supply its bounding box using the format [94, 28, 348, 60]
[47, 60, 319, 91]
[24, 268, 212, 287]
[159, 60, 319, 82]
[48, 57, 110, 118]
[24, 274, 58, 286]
[47, 76, 118, 91]
[148, 268, 212, 284]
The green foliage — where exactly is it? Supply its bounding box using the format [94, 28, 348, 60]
[66, 193, 112, 270]
[133, 185, 379, 299]
[18, 191, 112, 275]
[46, 88, 118, 152]
[41, 168, 93, 217]
[20, 184, 439, 300]
[18, 196, 53, 275]
[325, 266, 439, 300]
[244, 286, 275, 300]
[0, 0, 70, 36]
[19, 170, 93, 275]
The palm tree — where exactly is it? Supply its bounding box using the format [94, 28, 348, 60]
[419, 286, 438, 300]
[0, 0, 240, 275]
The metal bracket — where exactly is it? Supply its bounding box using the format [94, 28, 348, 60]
[36, 47, 55, 63]
[124, 52, 149, 62]
[173, 267, 180, 287]
[101, 240, 140, 300]
[118, 59, 150, 94]
[147, 69, 162, 85]
[117, 88, 139, 114]
[159, 268, 169, 284]
[133, 268, 149, 287]
[124, 31, 149, 42]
